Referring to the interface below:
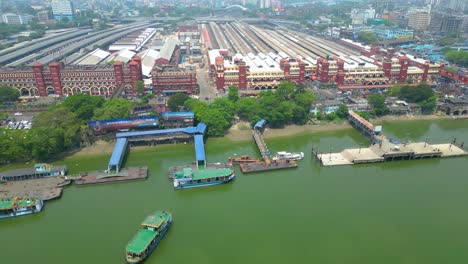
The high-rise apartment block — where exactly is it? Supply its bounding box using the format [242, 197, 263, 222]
[51, 0, 74, 20]
[0, 13, 30, 25]
[408, 10, 430, 31]
[429, 11, 464, 34]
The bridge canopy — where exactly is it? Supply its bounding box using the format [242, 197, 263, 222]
[108, 138, 128, 173]
[194, 134, 206, 167]
[196, 123, 207, 135]
[254, 119, 266, 130]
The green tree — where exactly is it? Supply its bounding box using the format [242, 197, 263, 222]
[228, 86, 239, 102]
[134, 80, 144, 95]
[168, 93, 190, 111]
[444, 50, 468, 67]
[61, 94, 104, 120]
[0, 129, 30, 163]
[198, 108, 230, 136]
[368, 93, 388, 116]
[276, 81, 296, 101]
[291, 104, 308, 124]
[140, 93, 155, 104]
[210, 98, 235, 122]
[28, 127, 65, 161]
[292, 85, 315, 111]
[33, 108, 82, 149]
[399, 83, 433, 103]
[0, 85, 20, 103]
[335, 104, 349, 119]
[419, 95, 437, 114]
[358, 31, 379, 44]
[236, 97, 260, 120]
[92, 98, 134, 120]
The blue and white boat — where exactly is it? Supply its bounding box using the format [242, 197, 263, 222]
[172, 167, 235, 189]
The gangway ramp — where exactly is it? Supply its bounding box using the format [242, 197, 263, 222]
[108, 137, 128, 173]
[194, 135, 206, 168]
[253, 120, 271, 165]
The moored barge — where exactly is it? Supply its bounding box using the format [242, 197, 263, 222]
[0, 163, 67, 182]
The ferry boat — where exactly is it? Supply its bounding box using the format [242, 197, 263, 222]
[172, 167, 235, 189]
[126, 211, 173, 264]
[273, 151, 304, 161]
[0, 197, 44, 219]
[0, 163, 67, 182]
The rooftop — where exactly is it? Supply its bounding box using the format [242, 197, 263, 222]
[126, 211, 170, 253]
[126, 228, 158, 253]
[192, 168, 232, 180]
[0, 197, 40, 210]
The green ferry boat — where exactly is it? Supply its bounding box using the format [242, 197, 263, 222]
[126, 211, 172, 264]
[172, 167, 235, 189]
[0, 197, 44, 219]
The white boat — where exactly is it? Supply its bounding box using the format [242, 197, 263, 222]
[273, 151, 304, 161]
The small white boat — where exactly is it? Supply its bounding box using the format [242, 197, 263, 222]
[273, 151, 304, 161]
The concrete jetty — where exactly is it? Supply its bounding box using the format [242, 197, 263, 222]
[314, 110, 468, 166]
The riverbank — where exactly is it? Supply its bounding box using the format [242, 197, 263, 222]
[74, 115, 468, 155]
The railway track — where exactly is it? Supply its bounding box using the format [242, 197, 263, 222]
[9, 23, 150, 66]
[249, 26, 295, 57]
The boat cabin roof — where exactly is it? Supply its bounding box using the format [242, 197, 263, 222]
[0, 198, 38, 210]
[126, 228, 158, 253]
[277, 151, 287, 155]
[192, 168, 232, 180]
[142, 214, 165, 228]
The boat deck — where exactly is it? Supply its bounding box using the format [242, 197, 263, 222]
[239, 160, 298, 173]
[168, 163, 232, 179]
[316, 140, 467, 166]
[73, 166, 148, 185]
[0, 177, 71, 201]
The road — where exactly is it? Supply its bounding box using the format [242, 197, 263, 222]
[197, 53, 218, 102]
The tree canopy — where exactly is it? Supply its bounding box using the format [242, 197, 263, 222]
[444, 50, 468, 67]
[168, 93, 190, 111]
[0, 85, 20, 103]
[368, 93, 388, 116]
[358, 31, 379, 44]
[61, 94, 105, 120]
[134, 80, 144, 95]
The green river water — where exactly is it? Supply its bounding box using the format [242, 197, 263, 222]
[1, 119, 468, 264]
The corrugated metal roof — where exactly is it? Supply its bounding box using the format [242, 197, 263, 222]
[138, 48, 159, 76]
[106, 49, 136, 63]
[194, 135, 205, 162]
[108, 138, 128, 167]
[77, 49, 110, 65]
[157, 36, 179, 61]
[254, 119, 266, 130]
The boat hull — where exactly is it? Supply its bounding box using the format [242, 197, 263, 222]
[0, 201, 44, 219]
[174, 174, 235, 190]
[126, 219, 172, 264]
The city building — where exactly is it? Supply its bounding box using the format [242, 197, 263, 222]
[37, 10, 49, 23]
[0, 38, 197, 97]
[151, 65, 197, 95]
[389, 11, 408, 28]
[1, 13, 30, 25]
[373, 26, 413, 39]
[447, 0, 468, 12]
[408, 10, 430, 31]
[0, 58, 143, 97]
[259, 0, 272, 9]
[351, 8, 376, 25]
[429, 11, 464, 34]
[51, 0, 74, 20]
